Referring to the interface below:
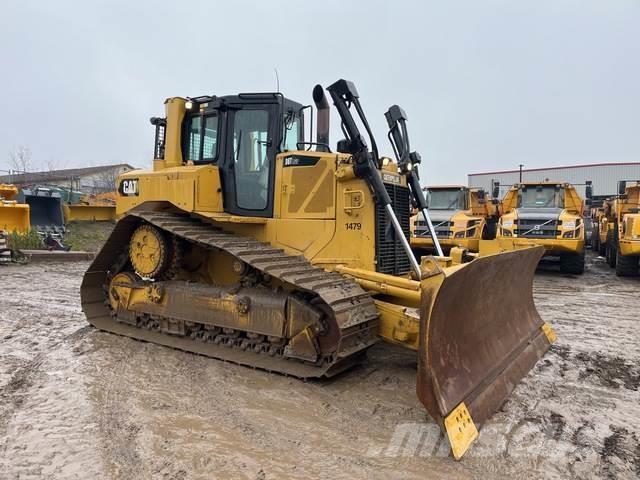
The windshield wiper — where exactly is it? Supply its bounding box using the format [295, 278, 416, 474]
[234, 130, 243, 162]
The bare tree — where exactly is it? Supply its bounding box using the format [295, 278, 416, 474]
[8, 145, 32, 173]
[93, 167, 120, 193]
[44, 156, 61, 172]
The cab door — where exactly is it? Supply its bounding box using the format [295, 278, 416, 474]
[221, 104, 277, 217]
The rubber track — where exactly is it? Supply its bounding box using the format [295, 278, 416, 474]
[81, 211, 380, 378]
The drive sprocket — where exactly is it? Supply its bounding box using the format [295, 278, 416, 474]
[129, 224, 171, 279]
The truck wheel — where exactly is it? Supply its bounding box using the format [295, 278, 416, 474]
[560, 251, 585, 274]
[606, 230, 617, 268]
[615, 249, 639, 277]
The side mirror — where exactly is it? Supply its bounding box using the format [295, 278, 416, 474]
[618, 181, 627, 195]
[492, 181, 500, 199]
[336, 138, 351, 154]
[585, 181, 593, 200]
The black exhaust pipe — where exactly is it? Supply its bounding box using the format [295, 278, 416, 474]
[312, 84, 330, 151]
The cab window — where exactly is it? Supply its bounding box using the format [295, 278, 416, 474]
[281, 114, 302, 151]
[519, 186, 564, 208]
[185, 114, 218, 163]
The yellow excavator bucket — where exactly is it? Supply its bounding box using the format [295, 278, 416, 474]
[0, 204, 30, 233]
[417, 246, 553, 458]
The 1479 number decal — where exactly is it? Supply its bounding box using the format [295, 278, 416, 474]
[345, 222, 362, 230]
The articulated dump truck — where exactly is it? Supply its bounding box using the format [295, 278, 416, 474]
[605, 182, 640, 276]
[411, 185, 498, 254]
[81, 80, 555, 459]
[496, 182, 586, 274]
[591, 199, 614, 258]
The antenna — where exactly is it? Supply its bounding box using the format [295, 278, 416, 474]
[274, 68, 280, 93]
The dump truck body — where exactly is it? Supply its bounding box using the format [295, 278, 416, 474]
[81, 81, 553, 459]
[497, 182, 585, 273]
[411, 186, 498, 253]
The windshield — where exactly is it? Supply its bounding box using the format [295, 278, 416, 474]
[518, 186, 564, 208]
[426, 189, 465, 210]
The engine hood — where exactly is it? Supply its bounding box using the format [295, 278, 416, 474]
[514, 207, 563, 221]
[418, 209, 458, 223]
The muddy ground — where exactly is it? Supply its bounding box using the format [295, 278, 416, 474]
[0, 252, 638, 479]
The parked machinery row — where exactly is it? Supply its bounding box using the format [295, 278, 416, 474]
[412, 181, 587, 274]
[591, 181, 640, 276]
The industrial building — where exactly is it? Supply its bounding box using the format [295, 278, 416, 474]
[468, 162, 640, 201]
[0, 164, 135, 194]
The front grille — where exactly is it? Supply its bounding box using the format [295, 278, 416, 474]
[515, 218, 560, 239]
[375, 183, 411, 275]
[414, 219, 452, 238]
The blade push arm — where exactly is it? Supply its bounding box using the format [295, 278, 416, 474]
[326, 79, 422, 278]
[385, 105, 444, 257]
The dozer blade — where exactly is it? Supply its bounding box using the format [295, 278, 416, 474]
[416, 246, 555, 459]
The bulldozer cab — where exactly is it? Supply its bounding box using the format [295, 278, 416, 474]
[177, 94, 304, 218]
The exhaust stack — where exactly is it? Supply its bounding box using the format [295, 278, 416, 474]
[312, 84, 330, 151]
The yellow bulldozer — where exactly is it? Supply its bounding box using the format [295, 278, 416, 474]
[81, 80, 555, 459]
[496, 182, 586, 274]
[411, 185, 499, 255]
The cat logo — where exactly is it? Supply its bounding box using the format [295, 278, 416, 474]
[119, 179, 139, 196]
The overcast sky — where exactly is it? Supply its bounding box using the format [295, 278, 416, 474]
[1, 0, 639, 184]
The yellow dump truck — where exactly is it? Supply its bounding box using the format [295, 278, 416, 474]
[591, 199, 614, 258]
[497, 182, 585, 274]
[411, 185, 498, 254]
[606, 182, 640, 276]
